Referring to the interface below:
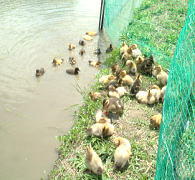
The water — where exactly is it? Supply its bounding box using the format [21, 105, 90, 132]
[0, 0, 102, 179]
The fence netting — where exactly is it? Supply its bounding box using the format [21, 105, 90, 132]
[103, 0, 194, 179]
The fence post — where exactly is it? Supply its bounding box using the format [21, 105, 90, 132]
[99, 0, 105, 31]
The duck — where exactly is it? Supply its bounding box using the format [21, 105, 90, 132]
[160, 86, 166, 102]
[99, 74, 116, 85]
[126, 60, 137, 75]
[150, 113, 162, 129]
[83, 35, 93, 41]
[108, 85, 120, 98]
[113, 137, 132, 170]
[88, 60, 101, 68]
[87, 123, 114, 137]
[79, 49, 86, 56]
[140, 55, 154, 75]
[111, 64, 121, 77]
[69, 57, 76, 65]
[135, 56, 145, 72]
[35, 68, 45, 77]
[147, 90, 157, 105]
[103, 97, 124, 116]
[136, 90, 148, 104]
[52, 57, 64, 66]
[116, 86, 127, 97]
[89, 92, 102, 101]
[95, 110, 111, 124]
[119, 70, 134, 87]
[106, 44, 113, 53]
[149, 85, 161, 103]
[86, 31, 97, 36]
[66, 67, 80, 75]
[120, 42, 128, 56]
[94, 48, 101, 55]
[79, 40, 85, 46]
[129, 44, 142, 59]
[121, 47, 133, 62]
[152, 65, 168, 86]
[131, 74, 142, 94]
[86, 145, 104, 175]
[68, 44, 76, 50]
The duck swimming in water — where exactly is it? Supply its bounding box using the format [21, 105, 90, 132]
[79, 40, 85, 46]
[66, 67, 80, 75]
[35, 68, 45, 77]
[52, 57, 64, 66]
[86, 31, 97, 36]
[79, 49, 86, 56]
[68, 44, 76, 50]
[69, 57, 76, 65]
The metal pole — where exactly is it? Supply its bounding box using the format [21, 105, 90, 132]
[100, 0, 105, 30]
[98, 0, 104, 30]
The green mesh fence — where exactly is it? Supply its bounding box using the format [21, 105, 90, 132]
[103, 0, 194, 179]
[104, 0, 143, 45]
[155, 1, 195, 179]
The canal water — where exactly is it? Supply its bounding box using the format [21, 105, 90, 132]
[0, 0, 102, 179]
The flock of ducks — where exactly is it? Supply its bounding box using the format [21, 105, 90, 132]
[36, 34, 168, 175]
[35, 31, 113, 77]
[85, 42, 168, 175]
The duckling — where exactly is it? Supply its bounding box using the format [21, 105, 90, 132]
[87, 123, 114, 137]
[66, 67, 80, 75]
[103, 97, 124, 116]
[160, 86, 166, 102]
[126, 60, 137, 75]
[99, 74, 116, 85]
[113, 137, 131, 170]
[86, 145, 104, 175]
[68, 44, 76, 50]
[94, 48, 101, 55]
[106, 44, 113, 53]
[83, 35, 93, 41]
[147, 90, 157, 105]
[136, 90, 148, 104]
[131, 74, 142, 94]
[52, 57, 64, 66]
[119, 70, 134, 87]
[108, 85, 120, 98]
[150, 113, 162, 129]
[153, 65, 168, 86]
[150, 85, 161, 102]
[95, 110, 111, 124]
[88, 60, 101, 68]
[79, 40, 85, 46]
[120, 42, 128, 56]
[89, 92, 102, 101]
[69, 57, 76, 65]
[121, 47, 133, 62]
[79, 49, 86, 56]
[130, 44, 142, 58]
[35, 68, 45, 77]
[140, 55, 154, 75]
[111, 64, 121, 77]
[135, 56, 145, 72]
[116, 86, 127, 97]
[86, 31, 97, 36]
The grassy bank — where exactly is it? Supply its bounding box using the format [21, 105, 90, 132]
[121, 0, 188, 68]
[49, 0, 187, 179]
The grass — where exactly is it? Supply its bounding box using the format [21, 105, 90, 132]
[49, 61, 162, 179]
[120, 0, 188, 69]
[48, 0, 188, 179]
